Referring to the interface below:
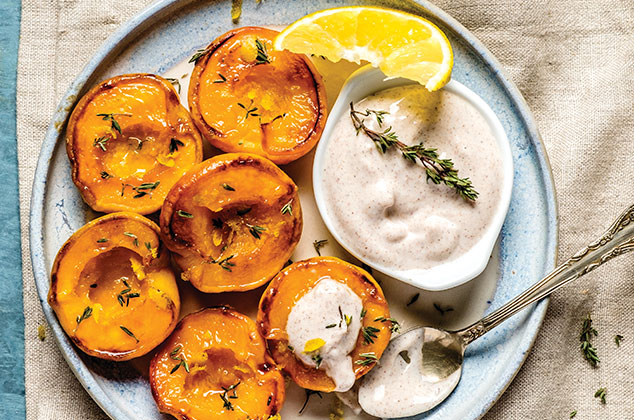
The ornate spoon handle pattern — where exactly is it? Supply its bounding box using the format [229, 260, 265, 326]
[457, 204, 634, 345]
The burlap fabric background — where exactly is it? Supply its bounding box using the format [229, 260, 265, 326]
[17, 0, 634, 418]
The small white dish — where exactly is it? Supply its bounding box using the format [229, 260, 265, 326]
[313, 66, 514, 291]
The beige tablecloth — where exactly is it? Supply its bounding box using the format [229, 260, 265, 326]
[18, 0, 634, 418]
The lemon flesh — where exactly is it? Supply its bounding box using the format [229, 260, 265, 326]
[274, 6, 453, 91]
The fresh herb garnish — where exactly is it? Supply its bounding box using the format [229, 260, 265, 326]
[355, 352, 378, 366]
[325, 323, 337, 329]
[189, 48, 211, 64]
[120, 325, 139, 342]
[287, 344, 294, 351]
[362, 326, 380, 345]
[169, 138, 185, 153]
[169, 345, 190, 374]
[213, 73, 227, 83]
[100, 171, 112, 179]
[165, 77, 181, 94]
[93, 136, 110, 151]
[132, 181, 160, 198]
[96, 238, 108, 243]
[237, 207, 252, 216]
[313, 239, 327, 256]
[350, 103, 478, 201]
[374, 316, 401, 333]
[222, 183, 235, 191]
[254, 39, 271, 64]
[580, 314, 599, 367]
[406, 293, 420, 307]
[117, 280, 139, 307]
[570, 410, 577, 418]
[123, 232, 139, 247]
[247, 224, 267, 239]
[311, 353, 323, 368]
[615, 334, 624, 347]
[219, 381, 241, 411]
[360, 308, 367, 319]
[177, 210, 194, 218]
[97, 113, 131, 134]
[217, 255, 236, 271]
[299, 389, 322, 415]
[237, 99, 260, 119]
[594, 387, 607, 404]
[76, 306, 92, 325]
[433, 303, 454, 316]
[399, 350, 411, 364]
[281, 200, 293, 215]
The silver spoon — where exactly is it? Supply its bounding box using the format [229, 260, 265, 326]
[358, 204, 634, 418]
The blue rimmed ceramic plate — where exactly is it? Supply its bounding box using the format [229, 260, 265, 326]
[30, 1, 558, 419]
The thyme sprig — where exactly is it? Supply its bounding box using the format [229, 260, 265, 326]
[76, 306, 92, 325]
[219, 381, 241, 411]
[117, 280, 139, 307]
[254, 39, 271, 64]
[169, 345, 190, 374]
[615, 334, 624, 347]
[281, 200, 293, 215]
[237, 99, 260, 119]
[580, 314, 599, 367]
[189, 48, 211, 64]
[169, 138, 184, 153]
[374, 316, 401, 333]
[165, 77, 181, 94]
[93, 136, 110, 151]
[247, 224, 267, 239]
[355, 352, 378, 366]
[362, 326, 380, 345]
[205, 254, 236, 271]
[349, 103, 478, 201]
[313, 239, 327, 256]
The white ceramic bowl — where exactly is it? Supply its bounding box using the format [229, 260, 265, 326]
[313, 66, 514, 291]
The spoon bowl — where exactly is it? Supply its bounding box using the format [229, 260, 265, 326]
[357, 204, 634, 417]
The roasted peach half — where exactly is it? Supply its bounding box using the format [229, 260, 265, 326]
[188, 26, 327, 165]
[257, 257, 391, 392]
[66, 73, 203, 214]
[48, 212, 180, 361]
[160, 153, 302, 293]
[150, 307, 285, 420]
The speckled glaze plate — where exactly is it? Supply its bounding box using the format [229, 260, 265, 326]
[30, 1, 558, 419]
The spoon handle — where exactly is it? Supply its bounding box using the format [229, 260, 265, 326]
[456, 204, 634, 345]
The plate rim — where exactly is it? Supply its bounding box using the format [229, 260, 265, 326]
[28, 1, 559, 419]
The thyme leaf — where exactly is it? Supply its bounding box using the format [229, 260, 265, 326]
[97, 113, 131, 134]
[615, 334, 624, 347]
[594, 387, 607, 404]
[213, 73, 227, 83]
[406, 293, 420, 306]
[190, 48, 211, 64]
[177, 210, 194, 218]
[119, 325, 139, 342]
[165, 77, 181, 94]
[169, 138, 184, 153]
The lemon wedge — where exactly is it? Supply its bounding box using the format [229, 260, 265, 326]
[274, 6, 453, 91]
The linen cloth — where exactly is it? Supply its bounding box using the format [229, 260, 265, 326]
[17, 0, 634, 418]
